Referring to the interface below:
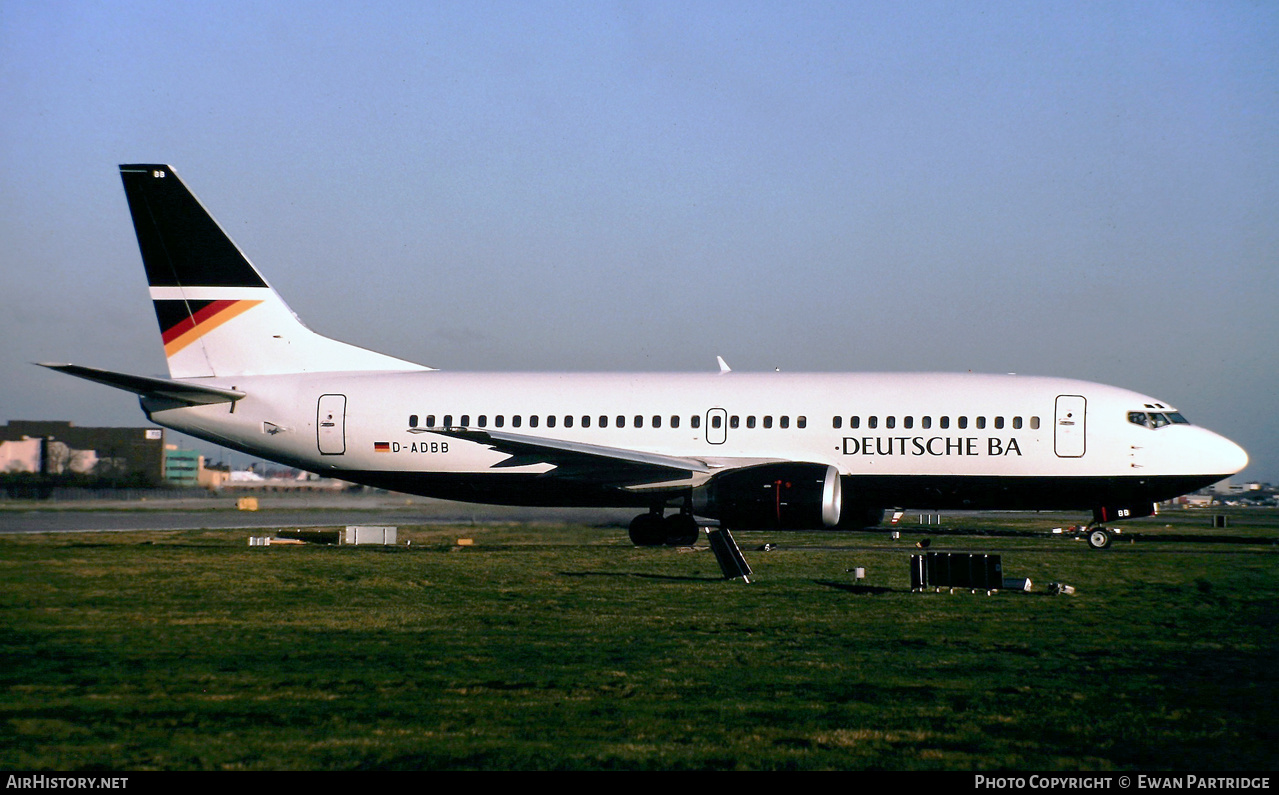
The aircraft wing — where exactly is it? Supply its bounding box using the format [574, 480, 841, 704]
[37, 363, 245, 406]
[429, 427, 774, 493]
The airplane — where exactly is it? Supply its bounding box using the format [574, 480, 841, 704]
[41, 164, 1249, 556]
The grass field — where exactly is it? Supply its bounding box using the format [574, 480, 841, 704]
[0, 509, 1276, 770]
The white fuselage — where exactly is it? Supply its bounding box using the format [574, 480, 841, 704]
[143, 369, 1247, 512]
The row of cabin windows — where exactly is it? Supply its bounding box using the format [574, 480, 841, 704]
[719, 415, 806, 429]
[406, 414, 808, 430]
[832, 415, 1041, 431]
[407, 413, 1040, 433]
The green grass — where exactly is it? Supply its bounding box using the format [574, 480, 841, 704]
[0, 512, 1276, 770]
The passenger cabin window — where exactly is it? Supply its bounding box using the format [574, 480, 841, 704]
[671, 416, 680, 429]
[764, 416, 774, 429]
[833, 416, 842, 429]
[409, 415, 418, 428]
[780, 416, 790, 429]
[921, 416, 931, 429]
[691, 416, 701, 429]
[797, 416, 806, 429]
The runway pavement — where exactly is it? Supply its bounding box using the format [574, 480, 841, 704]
[0, 492, 634, 534]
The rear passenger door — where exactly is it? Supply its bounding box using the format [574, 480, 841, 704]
[317, 394, 347, 455]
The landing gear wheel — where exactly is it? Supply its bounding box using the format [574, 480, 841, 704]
[663, 514, 700, 547]
[1087, 527, 1112, 550]
[628, 513, 666, 546]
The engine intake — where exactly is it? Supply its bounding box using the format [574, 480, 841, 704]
[694, 463, 842, 530]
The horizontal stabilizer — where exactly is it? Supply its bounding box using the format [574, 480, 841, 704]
[37, 363, 245, 406]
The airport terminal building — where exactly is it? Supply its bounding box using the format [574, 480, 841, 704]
[0, 420, 166, 485]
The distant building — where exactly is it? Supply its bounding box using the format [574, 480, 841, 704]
[163, 446, 201, 486]
[0, 437, 43, 474]
[199, 462, 230, 491]
[0, 421, 165, 485]
[1178, 493, 1215, 508]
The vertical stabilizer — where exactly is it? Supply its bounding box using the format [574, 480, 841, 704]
[119, 164, 428, 378]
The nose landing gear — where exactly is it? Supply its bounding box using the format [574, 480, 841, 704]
[1086, 525, 1113, 550]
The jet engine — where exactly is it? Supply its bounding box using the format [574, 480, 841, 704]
[693, 463, 842, 530]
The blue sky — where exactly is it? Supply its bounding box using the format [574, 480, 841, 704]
[2, 0, 1276, 482]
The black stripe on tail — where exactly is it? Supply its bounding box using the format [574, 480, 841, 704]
[119, 165, 267, 288]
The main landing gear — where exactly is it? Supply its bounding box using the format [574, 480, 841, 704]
[628, 510, 700, 547]
[629, 509, 751, 581]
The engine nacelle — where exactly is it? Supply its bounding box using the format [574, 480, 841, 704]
[693, 463, 842, 530]
[1093, 503, 1158, 523]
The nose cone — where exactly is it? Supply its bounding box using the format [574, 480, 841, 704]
[1208, 431, 1249, 477]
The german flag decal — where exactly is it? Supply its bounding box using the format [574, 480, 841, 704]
[374, 442, 391, 452]
[153, 299, 263, 357]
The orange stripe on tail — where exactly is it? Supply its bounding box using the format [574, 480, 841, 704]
[163, 300, 262, 357]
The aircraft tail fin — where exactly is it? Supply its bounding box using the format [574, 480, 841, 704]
[119, 164, 428, 378]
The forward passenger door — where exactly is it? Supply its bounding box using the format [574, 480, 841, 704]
[1054, 395, 1086, 458]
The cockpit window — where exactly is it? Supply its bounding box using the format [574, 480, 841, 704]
[1129, 410, 1190, 429]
